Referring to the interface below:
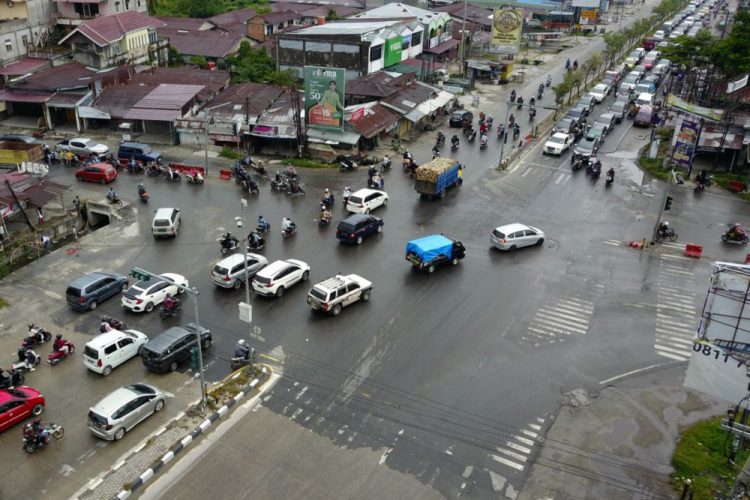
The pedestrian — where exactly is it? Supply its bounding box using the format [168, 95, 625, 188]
[62, 150, 69, 167]
[457, 165, 464, 185]
[36, 207, 44, 226]
[40, 235, 50, 253]
[73, 195, 80, 213]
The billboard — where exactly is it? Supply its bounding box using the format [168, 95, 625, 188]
[491, 8, 523, 55]
[671, 116, 700, 170]
[384, 36, 403, 67]
[666, 94, 724, 122]
[304, 66, 346, 131]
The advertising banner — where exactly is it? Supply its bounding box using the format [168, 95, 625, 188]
[666, 94, 724, 122]
[490, 8, 523, 55]
[671, 116, 700, 170]
[304, 66, 346, 131]
[384, 36, 403, 67]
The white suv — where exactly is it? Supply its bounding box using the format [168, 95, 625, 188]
[83, 329, 149, 376]
[152, 207, 181, 238]
[346, 188, 388, 213]
[307, 274, 372, 316]
[252, 259, 311, 297]
[543, 133, 573, 156]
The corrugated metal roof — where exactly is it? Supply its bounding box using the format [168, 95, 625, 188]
[350, 3, 450, 25]
[348, 103, 398, 138]
[0, 57, 49, 76]
[59, 11, 166, 47]
[346, 71, 407, 98]
[381, 82, 439, 114]
[424, 38, 459, 54]
[47, 92, 88, 106]
[307, 126, 360, 145]
[292, 20, 401, 35]
[205, 82, 285, 119]
[91, 84, 153, 118]
[208, 6, 256, 32]
[259, 10, 301, 24]
[435, 3, 493, 26]
[123, 108, 182, 121]
[158, 28, 245, 58]
[0, 89, 51, 103]
[130, 67, 229, 102]
[155, 16, 214, 31]
[133, 84, 203, 110]
[11, 63, 96, 91]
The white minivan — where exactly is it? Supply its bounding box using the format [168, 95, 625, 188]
[83, 329, 149, 376]
[636, 92, 655, 107]
[151, 207, 181, 238]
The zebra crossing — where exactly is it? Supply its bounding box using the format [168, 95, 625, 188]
[490, 416, 546, 473]
[655, 252, 697, 361]
[521, 284, 605, 346]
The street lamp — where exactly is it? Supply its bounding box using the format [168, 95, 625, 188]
[129, 267, 208, 408]
[237, 199, 254, 356]
[203, 101, 234, 177]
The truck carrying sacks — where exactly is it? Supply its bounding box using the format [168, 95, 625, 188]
[414, 158, 461, 198]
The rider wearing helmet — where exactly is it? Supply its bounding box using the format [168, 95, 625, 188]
[234, 339, 250, 360]
[54, 334, 69, 355]
[257, 215, 270, 232]
[163, 294, 176, 313]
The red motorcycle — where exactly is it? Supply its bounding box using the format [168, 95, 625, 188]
[48, 340, 75, 366]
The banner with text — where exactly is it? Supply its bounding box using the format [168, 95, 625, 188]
[304, 66, 346, 131]
[490, 8, 523, 55]
[384, 36, 403, 67]
[671, 116, 700, 170]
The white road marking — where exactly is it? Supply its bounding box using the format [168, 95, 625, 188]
[504, 441, 532, 454]
[599, 360, 682, 384]
[521, 168, 532, 178]
[496, 447, 528, 462]
[554, 173, 565, 184]
[491, 454, 525, 471]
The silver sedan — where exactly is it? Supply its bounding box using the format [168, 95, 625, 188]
[56, 137, 110, 156]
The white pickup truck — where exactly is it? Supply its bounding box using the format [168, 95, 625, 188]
[306, 274, 372, 316]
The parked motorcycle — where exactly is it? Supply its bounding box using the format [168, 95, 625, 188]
[165, 168, 181, 182]
[48, 341, 75, 366]
[22, 422, 64, 454]
[0, 368, 24, 388]
[242, 178, 260, 195]
[185, 169, 204, 185]
[340, 158, 359, 172]
[146, 165, 164, 177]
[24, 324, 52, 348]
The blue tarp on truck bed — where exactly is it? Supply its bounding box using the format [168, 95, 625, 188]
[405, 235, 453, 262]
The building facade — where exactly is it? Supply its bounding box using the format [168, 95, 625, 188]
[56, 0, 149, 27]
[0, 0, 56, 64]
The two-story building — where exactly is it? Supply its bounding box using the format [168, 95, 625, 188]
[58, 10, 168, 69]
[277, 19, 424, 80]
[0, 0, 57, 64]
[55, 0, 148, 27]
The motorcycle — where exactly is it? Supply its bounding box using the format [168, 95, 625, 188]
[219, 236, 240, 256]
[451, 140, 459, 151]
[13, 348, 40, 373]
[479, 135, 488, 150]
[248, 234, 266, 251]
[185, 170, 204, 185]
[591, 163, 601, 180]
[722, 229, 749, 245]
[516, 98, 524, 110]
[24, 324, 51, 347]
[23, 422, 64, 453]
[368, 175, 384, 189]
[242, 178, 260, 195]
[99, 316, 127, 333]
[165, 169, 181, 182]
[380, 157, 391, 172]
[106, 193, 123, 208]
[286, 182, 306, 197]
[571, 154, 585, 171]
[468, 131, 477, 143]
[282, 225, 297, 239]
[318, 212, 332, 227]
[486, 117, 493, 130]
[48, 341, 75, 366]
[159, 300, 182, 319]
[605, 172, 614, 188]
[139, 190, 149, 203]
[537, 88, 544, 100]
[230, 348, 255, 370]
[146, 165, 164, 177]
[0, 368, 24, 388]
[340, 158, 358, 172]
[256, 223, 271, 235]
[270, 176, 288, 192]
[435, 134, 445, 148]
[546, 75, 552, 87]
[694, 181, 705, 193]
[655, 228, 679, 243]
[529, 106, 536, 121]
[509, 90, 517, 103]
[321, 194, 335, 209]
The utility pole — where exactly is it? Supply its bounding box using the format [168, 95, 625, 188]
[458, 0, 468, 76]
[236, 199, 254, 358]
[129, 267, 208, 408]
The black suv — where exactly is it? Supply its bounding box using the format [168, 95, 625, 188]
[117, 142, 162, 164]
[449, 110, 473, 128]
[336, 214, 384, 245]
[66, 272, 129, 311]
[139, 323, 212, 373]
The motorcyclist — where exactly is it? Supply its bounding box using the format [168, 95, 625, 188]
[234, 339, 250, 360]
[727, 223, 746, 240]
[322, 189, 334, 208]
[163, 294, 178, 314]
[128, 156, 137, 173]
[320, 204, 332, 224]
[546, 74, 552, 87]
[658, 221, 672, 238]
[282, 217, 296, 235]
[508, 113, 515, 126]
[529, 96, 536, 106]
[486, 114, 493, 127]
[221, 232, 236, 249]
[479, 122, 488, 135]
[607, 167, 615, 179]
[469, 128, 477, 142]
[510, 89, 516, 102]
[106, 187, 117, 201]
[573, 59, 578, 70]
[257, 215, 270, 232]
[371, 173, 383, 188]
[54, 334, 69, 355]
[517, 96, 524, 108]
[480, 134, 488, 148]
[248, 231, 262, 248]
[436, 131, 445, 145]
[697, 169, 709, 185]
[368, 165, 377, 178]
[31, 419, 47, 447]
[451, 135, 460, 148]
[403, 151, 413, 161]
[343, 186, 352, 204]
[381, 155, 391, 169]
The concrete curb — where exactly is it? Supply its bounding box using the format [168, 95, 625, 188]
[74, 366, 270, 500]
[115, 365, 270, 499]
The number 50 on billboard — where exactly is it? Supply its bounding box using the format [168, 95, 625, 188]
[304, 66, 346, 131]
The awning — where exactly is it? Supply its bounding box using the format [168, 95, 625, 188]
[307, 127, 361, 146]
[425, 39, 459, 54]
[0, 89, 50, 103]
[249, 124, 297, 139]
[209, 133, 240, 143]
[78, 106, 111, 119]
[123, 108, 181, 121]
[697, 131, 745, 150]
[47, 92, 87, 108]
[404, 90, 454, 123]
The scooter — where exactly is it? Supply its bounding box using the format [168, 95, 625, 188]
[159, 301, 182, 319]
[318, 213, 332, 227]
[248, 234, 266, 251]
[230, 348, 255, 370]
[22, 422, 64, 454]
[380, 157, 391, 172]
[451, 140, 459, 151]
[605, 172, 614, 188]
[256, 223, 271, 235]
[99, 316, 127, 333]
[722, 229, 750, 245]
[219, 236, 240, 256]
[282, 225, 297, 239]
[165, 169, 181, 182]
[12, 348, 40, 373]
[340, 159, 358, 172]
[242, 178, 260, 195]
[139, 190, 149, 203]
[24, 324, 51, 347]
[48, 341, 75, 366]
[0, 368, 24, 388]
[185, 170, 204, 185]
[147, 165, 164, 177]
[479, 135, 488, 150]
[270, 176, 288, 192]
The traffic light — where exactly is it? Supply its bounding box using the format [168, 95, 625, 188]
[129, 267, 151, 281]
[665, 196, 673, 211]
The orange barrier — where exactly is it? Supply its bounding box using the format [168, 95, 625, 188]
[684, 244, 703, 258]
[219, 169, 232, 180]
[169, 163, 205, 176]
[729, 180, 746, 193]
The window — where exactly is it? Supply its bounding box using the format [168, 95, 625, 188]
[118, 338, 134, 348]
[4, 40, 12, 53]
[21, 35, 28, 49]
[370, 44, 382, 61]
[347, 282, 360, 293]
[266, 25, 273, 36]
[104, 344, 117, 355]
[411, 32, 422, 46]
[402, 38, 409, 51]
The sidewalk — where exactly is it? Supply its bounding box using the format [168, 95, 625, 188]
[519, 366, 724, 499]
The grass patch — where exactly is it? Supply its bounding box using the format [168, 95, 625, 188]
[671, 416, 750, 499]
[0, 297, 8, 308]
[219, 146, 242, 160]
[638, 135, 672, 180]
[713, 172, 746, 191]
[287, 157, 336, 169]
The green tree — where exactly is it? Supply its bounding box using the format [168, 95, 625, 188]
[552, 81, 571, 116]
[659, 29, 714, 68]
[189, 55, 208, 67]
[712, 11, 750, 77]
[326, 8, 341, 21]
[227, 42, 297, 87]
[174, 0, 224, 17]
[603, 32, 625, 67]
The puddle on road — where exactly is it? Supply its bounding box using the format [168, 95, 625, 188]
[600, 417, 639, 449]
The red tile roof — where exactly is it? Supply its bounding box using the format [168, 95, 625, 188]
[158, 28, 245, 58]
[154, 16, 213, 31]
[348, 103, 398, 138]
[60, 11, 166, 47]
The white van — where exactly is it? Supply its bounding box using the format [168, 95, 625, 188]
[151, 207, 181, 238]
[662, 21, 674, 33]
[83, 329, 149, 376]
[636, 92, 655, 107]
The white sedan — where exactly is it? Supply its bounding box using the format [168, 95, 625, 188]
[121, 273, 188, 312]
[346, 188, 389, 213]
[589, 83, 611, 103]
[56, 137, 110, 156]
[543, 133, 574, 156]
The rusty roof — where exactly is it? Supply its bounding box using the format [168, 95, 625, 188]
[0, 57, 50, 76]
[254, 10, 301, 24]
[348, 103, 398, 138]
[0, 173, 68, 208]
[346, 71, 413, 98]
[155, 16, 214, 31]
[297, 5, 361, 17]
[59, 11, 166, 47]
[208, 7, 256, 32]
[158, 28, 245, 58]
[435, 3, 493, 26]
[206, 82, 285, 119]
[10, 63, 96, 91]
[134, 84, 203, 110]
[91, 84, 153, 118]
[381, 82, 438, 114]
[130, 67, 230, 101]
